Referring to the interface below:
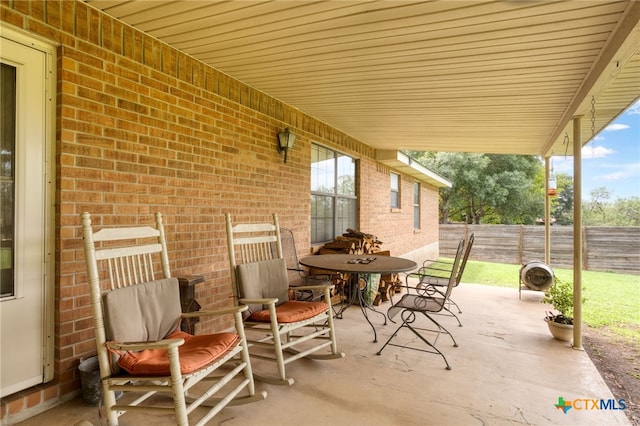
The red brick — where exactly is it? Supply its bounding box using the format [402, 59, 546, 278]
[26, 391, 42, 409]
[0, 6, 24, 27]
[1, 2, 442, 416]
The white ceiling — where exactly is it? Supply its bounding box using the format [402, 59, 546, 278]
[86, 0, 640, 157]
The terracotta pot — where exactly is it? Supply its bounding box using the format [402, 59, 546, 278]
[544, 317, 573, 341]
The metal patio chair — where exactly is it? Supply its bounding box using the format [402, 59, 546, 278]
[404, 233, 474, 326]
[280, 227, 335, 302]
[377, 236, 465, 370]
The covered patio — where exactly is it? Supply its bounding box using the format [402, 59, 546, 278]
[17, 283, 631, 426]
[1, 1, 639, 423]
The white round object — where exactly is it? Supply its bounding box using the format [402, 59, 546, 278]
[520, 261, 554, 291]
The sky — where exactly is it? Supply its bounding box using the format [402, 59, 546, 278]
[552, 99, 640, 200]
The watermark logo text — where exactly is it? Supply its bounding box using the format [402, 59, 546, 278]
[554, 397, 627, 414]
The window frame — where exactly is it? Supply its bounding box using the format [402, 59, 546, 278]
[413, 181, 421, 229]
[390, 172, 400, 209]
[310, 144, 358, 244]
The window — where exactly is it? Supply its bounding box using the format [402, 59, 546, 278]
[390, 172, 400, 208]
[311, 144, 357, 244]
[413, 182, 420, 229]
[1, 63, 16, 297]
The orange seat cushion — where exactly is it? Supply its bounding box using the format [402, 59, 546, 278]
[116, 330, 239, 376]
[249, 300, 328, 323]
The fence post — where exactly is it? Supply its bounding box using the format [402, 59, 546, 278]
[518, 225, 524, 265]
[582, 226, 588, 271]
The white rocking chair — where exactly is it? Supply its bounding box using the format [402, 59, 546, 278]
[225, 213, 344, 386]
[81, 212, 266, 426]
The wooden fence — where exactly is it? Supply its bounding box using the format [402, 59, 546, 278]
[439, 224, 640, 275]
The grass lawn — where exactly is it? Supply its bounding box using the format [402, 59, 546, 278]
[459, 260, 640, 342]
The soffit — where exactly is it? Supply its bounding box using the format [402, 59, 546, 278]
[85, 0, 640, 157]
[377, 150, 452, 188]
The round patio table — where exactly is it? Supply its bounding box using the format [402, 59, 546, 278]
[299, 254, 417, 342]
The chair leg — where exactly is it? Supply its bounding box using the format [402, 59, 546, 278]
[376, 321, 406, 356]
[376, 313, 453, 370]
[405, 321, 452, 370]
[102, 382, 119, 426]
[323, 288, 341, 355]
[168, 347, 189, 426]
[420, 311, 458, 348]
[442, 306, 463, 327]
[269, 313, 295, 386]
[448, 297, 462, 314]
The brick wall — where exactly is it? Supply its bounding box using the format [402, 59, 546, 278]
[0, 1, 441, 421]
[359, 162, 440, 256]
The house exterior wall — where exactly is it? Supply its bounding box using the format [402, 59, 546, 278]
[0, 1, 440, 421]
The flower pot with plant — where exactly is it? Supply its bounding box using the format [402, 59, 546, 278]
[542, 277, 583, 341]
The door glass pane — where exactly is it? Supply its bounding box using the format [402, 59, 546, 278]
[1, 63, 16, 297]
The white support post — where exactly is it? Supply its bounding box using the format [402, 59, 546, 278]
[572, 116, 583, 350]
[544, 157, 551, 265]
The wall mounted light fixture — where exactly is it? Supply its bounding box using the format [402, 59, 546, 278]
[277, 128, 296, 163]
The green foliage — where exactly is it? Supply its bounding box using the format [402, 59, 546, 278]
[542, 277, 580, 321]
[406, 152, 638, 226]
[583, 188, 640, 226]
[551, 173, 574, 225]
[408, 152, 543, 224]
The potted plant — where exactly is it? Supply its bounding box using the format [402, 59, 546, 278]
[542, 277, 583, 341]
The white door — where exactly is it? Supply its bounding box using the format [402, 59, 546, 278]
[0, 34, 54, 397]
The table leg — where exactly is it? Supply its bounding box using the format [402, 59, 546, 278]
[357, 274, 389, 342]
[333, 274, 357, 319]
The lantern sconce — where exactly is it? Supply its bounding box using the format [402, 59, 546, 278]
[277, 128, 296, 163]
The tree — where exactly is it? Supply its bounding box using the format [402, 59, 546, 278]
[584, 187, 612, 224]
[612, 197, 640, 226]
[551, 173, 573, 225]
[583, 189, 640, 226]
[407, 151, 638, 226]
[408, 152, 543, 224]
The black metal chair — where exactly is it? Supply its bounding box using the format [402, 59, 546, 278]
[280, 227, 335, 302]
[404, 233, 474, 326]
[376, 236, 465, 370]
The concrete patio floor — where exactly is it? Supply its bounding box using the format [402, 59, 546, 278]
[16, 283, 631, 426]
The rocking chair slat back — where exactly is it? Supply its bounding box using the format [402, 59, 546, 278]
[84, 217, 171, 292]
[226, 213, 284, 296]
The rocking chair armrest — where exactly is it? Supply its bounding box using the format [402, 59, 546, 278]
[107, 338, 185, 352]
[289, 283, 335, 291]
[182, 305, 248, 318]
[239, 297, 279, 306]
